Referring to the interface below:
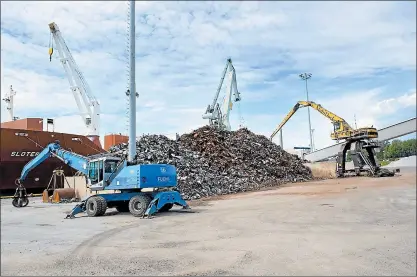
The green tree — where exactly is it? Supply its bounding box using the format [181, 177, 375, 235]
[346, 150, 352, 162]
[376, 141, 390, 160]
[383, 138, 416, 159]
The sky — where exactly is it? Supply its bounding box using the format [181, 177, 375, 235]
[1, 1, 416, 151]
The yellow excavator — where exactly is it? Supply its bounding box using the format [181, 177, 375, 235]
[270, 100, 378, 142]
[270, 101, 397, 178]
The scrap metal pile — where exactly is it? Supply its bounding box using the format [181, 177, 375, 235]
[109, 126, 312, 200]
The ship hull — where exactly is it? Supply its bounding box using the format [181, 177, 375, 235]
[0, 127, 106, 193]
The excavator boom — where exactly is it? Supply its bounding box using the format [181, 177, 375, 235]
[18, 141, 89, 183]
[270, 100, 378, 141]
[270, 102, 302, 140]
[300, 101, 351, 127]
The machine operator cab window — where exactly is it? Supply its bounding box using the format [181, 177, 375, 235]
[87, 157, 121, 190]
[334, 122, 341, 131]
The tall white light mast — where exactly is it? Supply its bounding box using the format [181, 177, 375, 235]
[127, 0, 137, 162]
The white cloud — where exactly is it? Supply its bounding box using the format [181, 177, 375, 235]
[1, 1, 415, 151]
[393, 90, 416, 108]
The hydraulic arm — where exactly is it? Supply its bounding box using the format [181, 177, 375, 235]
[270, 101, 378, 141]
[18, 141, 88, 183]
[13, 141, 89, 208]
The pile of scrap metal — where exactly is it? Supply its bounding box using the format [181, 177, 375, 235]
[109, 126, 313, 200]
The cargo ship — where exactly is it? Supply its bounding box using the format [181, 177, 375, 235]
[0, 117, 107, 194]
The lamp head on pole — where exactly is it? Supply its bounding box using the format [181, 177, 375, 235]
[299, 73, 312, 80]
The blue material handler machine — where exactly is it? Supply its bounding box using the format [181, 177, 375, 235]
[14, 141, 190, 218]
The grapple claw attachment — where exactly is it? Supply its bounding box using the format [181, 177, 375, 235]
[12, 179, 29, 208]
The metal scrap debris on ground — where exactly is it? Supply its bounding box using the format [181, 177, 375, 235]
[109, 126, 313, 200]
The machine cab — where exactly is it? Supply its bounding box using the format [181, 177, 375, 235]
[334, 122, 341, 132]
[87, 156, 121, 190]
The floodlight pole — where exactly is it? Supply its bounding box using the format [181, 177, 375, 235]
[299, 72, 313, 152]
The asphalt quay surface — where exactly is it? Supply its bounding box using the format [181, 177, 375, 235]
[1, 168, 416, 276]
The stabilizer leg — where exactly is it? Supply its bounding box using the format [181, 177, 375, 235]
[144, 191, 190, 218]
[65, 201, 86, 219]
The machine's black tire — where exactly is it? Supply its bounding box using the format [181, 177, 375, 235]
[12, 198, 20, 207]
[21, 197, 29, 207]
[129, 195, 152, 217]
[159, 203, 173, 212]
[96, 196, 107, 216]
[86, 196, 107, 217]
[12, 197, 29, 208]
[116, 202, 130, 213]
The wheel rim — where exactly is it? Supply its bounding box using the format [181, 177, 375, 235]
[133, 201, 142, 212]
[88, 202, 95, 212]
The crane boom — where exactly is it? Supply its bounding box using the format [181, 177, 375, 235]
[270, 100, 378, 141]
[202, 58, 241, 131]
[48, 22, 100, 139]
[2, 85, 17, 121]
[211, 60, 230, 111]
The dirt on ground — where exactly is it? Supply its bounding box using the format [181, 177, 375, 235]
[304, 161, 337, 179]
[190, 167, 415, 204]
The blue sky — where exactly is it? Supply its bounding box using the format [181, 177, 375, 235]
[1, 1, 416, 151]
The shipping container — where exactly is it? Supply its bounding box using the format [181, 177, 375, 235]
[104, 134, 128, 151]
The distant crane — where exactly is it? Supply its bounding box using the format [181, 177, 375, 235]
[202, 58, 242, 131]
[48, 22, 101, 144]
[2, 85, 18, 121]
